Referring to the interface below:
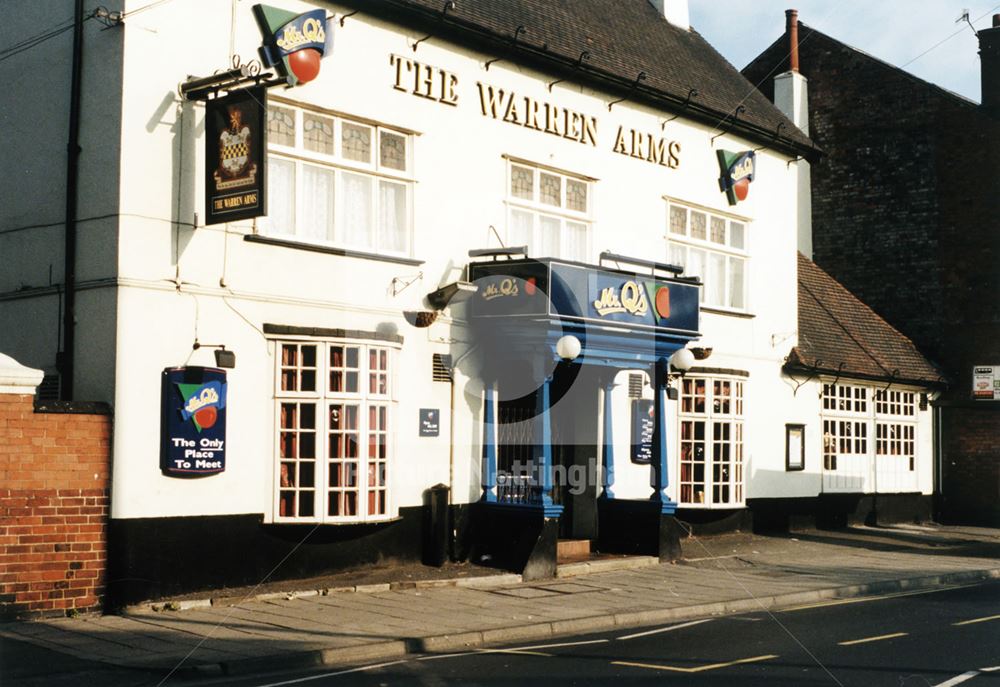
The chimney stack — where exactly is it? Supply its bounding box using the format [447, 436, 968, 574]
[979, 14, 1000, 117]
[787, 9, 799, 72]
[648, 0, 689, 31]
[773, 9, 813, 257]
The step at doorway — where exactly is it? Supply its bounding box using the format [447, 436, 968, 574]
[557, 539, 591, 563]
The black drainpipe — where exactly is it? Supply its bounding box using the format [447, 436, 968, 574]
[61, 0, 85, 401]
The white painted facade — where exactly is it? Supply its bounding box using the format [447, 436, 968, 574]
[0, 1, 933, 532]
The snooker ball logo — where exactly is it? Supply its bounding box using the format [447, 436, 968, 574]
[253, 5, 330, 87]
[177, 380, 227, 432]
[717, 149, 756, 206]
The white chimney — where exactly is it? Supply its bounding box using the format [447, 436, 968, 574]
[773, 9, 813, 258]
[648, 0, 689, 31]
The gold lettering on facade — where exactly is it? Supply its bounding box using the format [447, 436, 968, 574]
[593, 281, 648, 316]
[475, 84, 597, 146]
[478, 82, 506, 118]
[613, 125, 680, 169]
[389, 54, 459, 105]
[482, 278, 519, 301]
[620, 281, 648, 315]
[613, 126, 628, 154]
[386, 56, 681, 166]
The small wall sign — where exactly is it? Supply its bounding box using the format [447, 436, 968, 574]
[630, 399, 654, 464]
[972, 365, 1000, 400]
[717, 149, 755, 206]
[786, 424, 805, 471]
[419, 408, 440, 437]
[161, 367, 228, 477]
[205, 87, 267, 226]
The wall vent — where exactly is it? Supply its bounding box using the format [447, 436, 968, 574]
[432, 354, 453, 382]
[628, 373, 644, 398]
[37, 374, 61, 402]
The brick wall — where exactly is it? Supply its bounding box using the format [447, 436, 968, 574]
[940, 404, 1000, 525]
[0, 393, 111, 620]
[742, 26, 1000, 393]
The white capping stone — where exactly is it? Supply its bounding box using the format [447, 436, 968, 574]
[0, 352, 44, 395]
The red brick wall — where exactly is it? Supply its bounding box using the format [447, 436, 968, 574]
[0, 393, 111, 619]
[941, 404, 1000, 525]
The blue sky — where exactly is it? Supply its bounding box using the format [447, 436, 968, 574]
[688, 2, 1000, 102]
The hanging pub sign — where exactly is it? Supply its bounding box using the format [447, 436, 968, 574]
[717, 149, 755, 206]
[205, 87, 266, 226]
[630, 399, 655, 464]
[160, 367, 228, 477]
[253, 5, 332, 87]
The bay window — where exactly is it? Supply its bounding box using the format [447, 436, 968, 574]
[274, 339, 395, 523]
[261, 101, 413, 257]
[678, 376, 745, 506]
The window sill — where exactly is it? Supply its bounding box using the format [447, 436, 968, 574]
[701, 306, 755, 319]
[245, 234, 424, 266]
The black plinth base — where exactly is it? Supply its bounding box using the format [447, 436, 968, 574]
[596, 498, 683, 562]
[470, 502, 559, 580]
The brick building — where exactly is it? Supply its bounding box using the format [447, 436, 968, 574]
[743, 13, 1000, 524]
[0, 354, 111, 619]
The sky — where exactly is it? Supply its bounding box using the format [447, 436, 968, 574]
[688, 1, 1000, 102]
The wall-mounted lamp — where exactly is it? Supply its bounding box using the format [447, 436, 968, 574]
[193, 342, 237, 369]
[556, 335, 582, 361]
[669, 347, 695, 373]
[427, 281, 478, 310]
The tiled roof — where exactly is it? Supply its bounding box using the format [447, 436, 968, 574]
[788, 253, 944, 386]
[344, 0, 820, 159]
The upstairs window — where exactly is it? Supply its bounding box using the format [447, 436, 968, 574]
[666, 202, 748, 311]
[261, 102, 413, 256]
[506, 161, 591, 262]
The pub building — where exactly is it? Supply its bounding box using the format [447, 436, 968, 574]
[0, 0, 942, 606]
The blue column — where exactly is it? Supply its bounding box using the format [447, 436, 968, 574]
[600, 377, 616, 499]
[536, 375, 562, 516]
[651, 361, 677, 514]
[481, 379, 497, 502]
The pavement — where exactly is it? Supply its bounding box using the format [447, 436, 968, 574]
[2, 523, 1000, 682]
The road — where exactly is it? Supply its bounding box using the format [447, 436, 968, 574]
[193, 580, 1000, 687]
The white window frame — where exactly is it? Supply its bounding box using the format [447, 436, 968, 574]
[665, 200, 749, 312]
[821, 382, 918, 481]
[505, 159, 592, 262]
[272, 338, 398, 524]
[260, 101, 414, 257]
[677, 376, 745, 507]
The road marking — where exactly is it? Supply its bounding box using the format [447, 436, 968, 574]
[954, 614, 1000, 626]
[248, 660, 411, 687]
[502, 639, 609, 651]
[617, 618, 714, 640]
[934, 671, 980, 687]
[837, 632, 908, 646]
[416, 639, 608, 663]
[982, 666, 1000, 672]
[782, 584, 977, 612]
[613, 654, 779, 673]
[473, 648, 552, 656]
